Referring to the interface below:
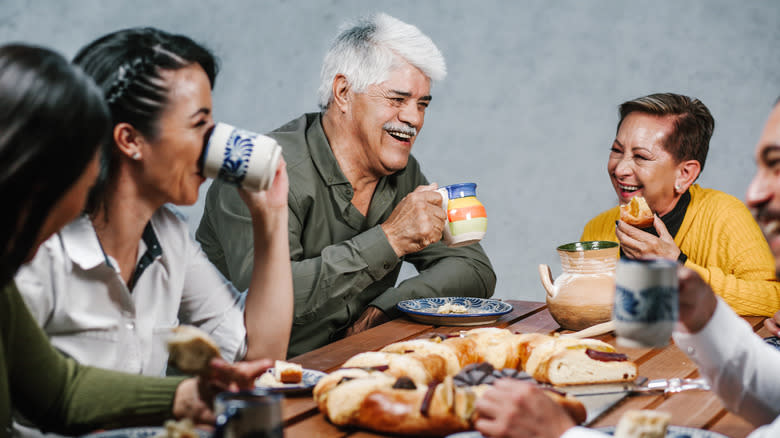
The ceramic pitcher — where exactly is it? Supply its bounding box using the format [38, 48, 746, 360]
[538, 241, 619, 330]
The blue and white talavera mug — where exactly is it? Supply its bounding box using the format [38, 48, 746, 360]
[214, 389, 283, 438]
[613, 259, 679, 348]
[201, 122, 282, 192]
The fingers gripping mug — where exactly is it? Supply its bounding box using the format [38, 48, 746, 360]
[613, 259, 679, 348]
[435, 183, 487, 247]
[214, 389, 283, 438]
[201, 122, 282, 192]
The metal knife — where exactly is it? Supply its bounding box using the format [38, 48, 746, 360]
[558, 377, 710, 397]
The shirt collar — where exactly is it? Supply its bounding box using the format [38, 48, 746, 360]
[60, 215, 108, 270]
[306, 113, 350, 187]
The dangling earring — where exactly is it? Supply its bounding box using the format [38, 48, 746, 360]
[132, 152, 141, 160]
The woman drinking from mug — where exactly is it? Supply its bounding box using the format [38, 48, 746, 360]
[582, 93, 780, 316]
[0, 42, 271, 436]
[15, 27, 293, 377]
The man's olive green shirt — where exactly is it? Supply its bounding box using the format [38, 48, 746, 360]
[196, 113, 496, 357]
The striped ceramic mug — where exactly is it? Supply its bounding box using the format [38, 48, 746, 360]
[436, 183, 487, 247]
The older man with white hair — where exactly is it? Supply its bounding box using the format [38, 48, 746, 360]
[197, 13, 496, 356]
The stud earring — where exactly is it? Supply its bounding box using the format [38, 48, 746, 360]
[132, 152, 141, 160]
[675, 184, 681, 192]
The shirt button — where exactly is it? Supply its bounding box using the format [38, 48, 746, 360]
[383, 262, 392, 269]
[686, 346, 695, 356]
[126, 322, 135, 330]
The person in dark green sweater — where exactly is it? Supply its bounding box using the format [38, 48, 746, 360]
[0, 44, 271, 437]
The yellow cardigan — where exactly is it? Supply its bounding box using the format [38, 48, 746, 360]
[581, 184, 780, 316]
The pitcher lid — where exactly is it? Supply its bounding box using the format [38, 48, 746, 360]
[557, 241, 619, 252]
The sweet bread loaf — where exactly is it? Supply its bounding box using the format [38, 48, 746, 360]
[314, 328, 636, 435]
[620, 196, 654, 228]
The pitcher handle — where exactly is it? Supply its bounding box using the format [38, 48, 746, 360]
[538, 264, 555, 298]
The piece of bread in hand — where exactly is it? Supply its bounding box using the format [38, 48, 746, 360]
[167, 325, 220, 375]
[274, 360, 303, 383]
[619, 196, 654, 228]
[614, 409, 671, 438]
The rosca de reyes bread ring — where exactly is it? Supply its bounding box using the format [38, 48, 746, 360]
[314, 329, 638, 435]
[619, 196, 654, 228]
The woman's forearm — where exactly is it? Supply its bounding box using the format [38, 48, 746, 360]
[243, 207, 293, 360]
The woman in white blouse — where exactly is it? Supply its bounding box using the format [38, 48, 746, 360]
[14, 27, 293, 376]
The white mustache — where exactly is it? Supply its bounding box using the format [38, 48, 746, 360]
[383, 123, 417, 137]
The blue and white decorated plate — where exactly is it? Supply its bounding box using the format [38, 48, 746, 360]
[82, 427, 209, 438]
[764, 335, 780, 351]
[254, 368, 326, 394]
[597, 425, 729, 437]
[397, 297, 513, 326]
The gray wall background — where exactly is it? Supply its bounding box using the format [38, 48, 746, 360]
[3, 1, 780, 303]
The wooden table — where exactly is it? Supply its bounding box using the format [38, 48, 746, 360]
[281, 300, 763, 437]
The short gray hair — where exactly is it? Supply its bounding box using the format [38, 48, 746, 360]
[317, 13, 447, 110]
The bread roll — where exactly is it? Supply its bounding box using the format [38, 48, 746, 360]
[620, 196, 654, 228]
[167, 325, 220, 375]
[614, 409, 671, 438]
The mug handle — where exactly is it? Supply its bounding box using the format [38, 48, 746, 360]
[435, 188, 452, 244]
[214, 405, 242, 438]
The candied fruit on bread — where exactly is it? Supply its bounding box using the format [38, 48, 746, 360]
[620, 196, 654, 228]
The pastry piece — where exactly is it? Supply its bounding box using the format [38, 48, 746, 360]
[274, 360, 303, 384]
[526, 336, 638, 385]
[620, 196, 654, 228]
[155, 419, 199, 438]
[614, 409, 671, 438]
[167, 325, 220, 375]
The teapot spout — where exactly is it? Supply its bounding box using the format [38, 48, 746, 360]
[538, 264, 555, 298]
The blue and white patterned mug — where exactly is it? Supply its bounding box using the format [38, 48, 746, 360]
[613, 259, 678, 348]
[201, 122, 282, 192]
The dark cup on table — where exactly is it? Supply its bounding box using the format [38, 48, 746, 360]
[214, 389, 283, 438]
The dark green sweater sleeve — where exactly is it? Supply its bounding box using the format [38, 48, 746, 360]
[1, 282, 184, 436]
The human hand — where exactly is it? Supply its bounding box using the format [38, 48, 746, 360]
[345, 306, 390, 337]
[474, 379, 575, 438]
[616, 215, 681, 261]
[764, 310, 780, 336]
[238, 158, 289, 236]
[381, 183, 446, 257]
[677, 267, 718, 334]
[172, 358, 273, 426]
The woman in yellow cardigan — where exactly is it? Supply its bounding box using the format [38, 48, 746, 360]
[582, 93, 780, 316]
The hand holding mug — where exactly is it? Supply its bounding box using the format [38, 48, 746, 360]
[381, 184, 446, 257]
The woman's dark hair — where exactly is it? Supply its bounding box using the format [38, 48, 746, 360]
[73, 27, 219, 214]
[616, 93, 715, 174]
[0, 44, 110, 286]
